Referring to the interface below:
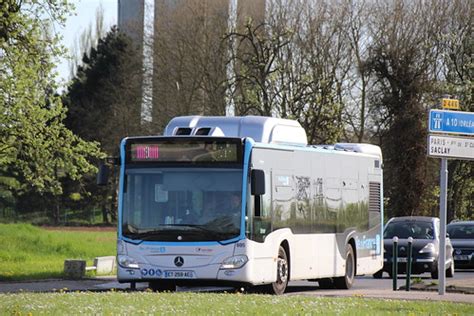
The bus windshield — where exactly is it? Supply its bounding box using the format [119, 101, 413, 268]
[122, 167, 243, 242]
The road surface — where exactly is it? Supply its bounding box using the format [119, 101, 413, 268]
[286, 270, 474, 293]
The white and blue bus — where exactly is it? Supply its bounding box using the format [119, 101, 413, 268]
[104, 116, 383, 294]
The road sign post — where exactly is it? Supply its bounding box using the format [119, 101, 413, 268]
[438, 158, 448, 295]
[427, 106, 473, 296]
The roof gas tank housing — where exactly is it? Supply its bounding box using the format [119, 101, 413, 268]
[334, 143, 383, 160]
[164, 116, 308, 146]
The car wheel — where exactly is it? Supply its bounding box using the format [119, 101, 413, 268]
[373, 270, 383, 279]
[431, 269, 439, 279]
[334, 244, 355, 289]
[446, 261, 454, 278]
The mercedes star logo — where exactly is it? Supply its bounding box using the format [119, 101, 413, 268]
[174, 256, 184, 267]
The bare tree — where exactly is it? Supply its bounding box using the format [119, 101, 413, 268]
[68, 5, 107, 80]
[341, 0, 376, 142]
[226, 20, 291, 116]
[287, 0, 352, 144]
[226, 0, 352, 144]
[149, 0, 230, 133]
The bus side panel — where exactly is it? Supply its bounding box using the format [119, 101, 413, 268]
[292, 149, 335, 279]
[249, 145, 383, 281]
[320, 152, 346, 277]
[239, 230, 290, 284]
[241, 229, 345, 280]
[356, 154, 384, 275]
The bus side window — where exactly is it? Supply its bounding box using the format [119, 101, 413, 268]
[255, 195, 262, 217]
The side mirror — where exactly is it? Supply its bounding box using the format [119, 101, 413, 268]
[97, 164, 110, 186]
[251, 169, 265, 196]
[106, 156, 120, 166]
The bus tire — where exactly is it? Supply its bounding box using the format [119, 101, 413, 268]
[334, 244, 355, 289]
[318, 278, 334, 289]
[149, 280, 176, 292]
[267, 245, 289, 295]
[373, 269, 383, 279]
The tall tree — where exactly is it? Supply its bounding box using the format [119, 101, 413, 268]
[0, 0, 103, 215]
[366, 0, 452, 217]
[64, 27, 143, 154]
[64, 27, 144, 221]
[437, 0, 473, 221]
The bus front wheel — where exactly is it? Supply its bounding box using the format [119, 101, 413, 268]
[267, 245, 289, 295]
[149, 280, 176, 292]
[334, 244, 355, 289]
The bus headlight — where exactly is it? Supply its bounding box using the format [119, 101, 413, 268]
[118, 255, 139, 269]
[419, 243, 435, 254]
[220, 255, 248, 269]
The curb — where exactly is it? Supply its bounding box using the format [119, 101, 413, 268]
[0, 277, 116, 284]
[401, 284, 474, 295]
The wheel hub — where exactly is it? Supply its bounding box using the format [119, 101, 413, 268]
[277, 258, 288, 284]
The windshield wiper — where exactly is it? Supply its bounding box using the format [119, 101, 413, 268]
[164, 224, 239, 239]
[170, 224, 222, 233]
[124, 229, 166, 239]
[124, 225, 237, 241]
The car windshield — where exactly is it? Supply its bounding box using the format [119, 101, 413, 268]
[122, 167, 243, 242]
[384, 221, 435, 239]
[447, 224, 474, 239]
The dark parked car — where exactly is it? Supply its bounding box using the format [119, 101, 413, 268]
[447, 221, 474, 269]
[374, 216, 454, 279]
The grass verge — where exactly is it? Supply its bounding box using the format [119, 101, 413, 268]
[0, 292, 473, 315]
[0, 223, 116, 281]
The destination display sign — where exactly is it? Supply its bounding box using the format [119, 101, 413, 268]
[429, 110, 474, 135]
[427, 134, 474, 160]
[127, 138, 242, 163]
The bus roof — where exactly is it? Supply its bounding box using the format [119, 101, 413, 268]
[164, 116, 308, 146]
[163, 116, 382, 160]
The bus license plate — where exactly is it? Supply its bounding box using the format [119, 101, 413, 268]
[397, 258, 407, 263]
[164, 270, 195, 279]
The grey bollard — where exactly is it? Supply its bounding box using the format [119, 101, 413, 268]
[406, 237, 413, 291]
[392, 236, 398, 291]
[64, 259, 86, 279]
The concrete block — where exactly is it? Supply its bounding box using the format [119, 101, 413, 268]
[93, 256, 116, 274]
[64, 259, 86, 279]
